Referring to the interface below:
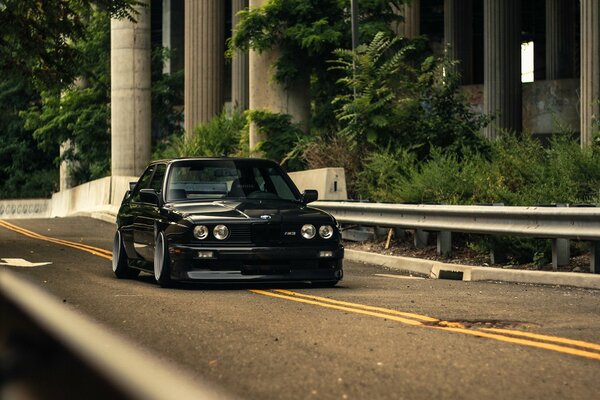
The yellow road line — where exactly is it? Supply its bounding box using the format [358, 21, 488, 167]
[250, 290, 424, 326]
[274, 289, 439, 322]
[481, 327, 600, 352]
[254, 289, 600, 362]
[0, 220, 112, 260]
[438, 326, 600, 361]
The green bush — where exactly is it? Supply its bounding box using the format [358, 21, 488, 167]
[153, 110, 247, 160]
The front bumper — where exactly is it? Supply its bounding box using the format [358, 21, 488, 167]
[168, 244, 344, 282]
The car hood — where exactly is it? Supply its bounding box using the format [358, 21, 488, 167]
[166, 199, 333, 223]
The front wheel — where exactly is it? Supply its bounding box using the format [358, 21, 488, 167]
[112, 230, 140, 279]
[154, 232, 172, 288]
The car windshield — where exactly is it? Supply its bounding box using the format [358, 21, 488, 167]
[165, 160, 300, 202]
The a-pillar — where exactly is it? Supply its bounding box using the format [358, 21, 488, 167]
[110, 0, 151, 177]
[393, 0, 420, 38]
[232, 0, 249, 111]
[184, 0, 225, 137]
[248, 0, 310, 155]
[444, 0, 474, 84]
[483, 0, 522, 140]
[162, 0, 184, 74]
[580, 0, 600, 147]
[546, 0, 575, 80]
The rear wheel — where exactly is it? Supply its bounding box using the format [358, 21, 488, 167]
[154, 232, 172, 288]
[112, 230, 140, 279]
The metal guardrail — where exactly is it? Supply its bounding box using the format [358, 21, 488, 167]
[312, 201, 600, 240]
[312, 201, 600, 273]
[0, 269, 234, 400]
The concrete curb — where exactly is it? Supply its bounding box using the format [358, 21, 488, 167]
[346, 249, 600, 290]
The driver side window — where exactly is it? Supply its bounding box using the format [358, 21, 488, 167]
[131, 166, 155, 203]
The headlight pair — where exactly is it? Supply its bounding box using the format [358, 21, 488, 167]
[301, 224, 334, 240]
[193, 224, 229, 240]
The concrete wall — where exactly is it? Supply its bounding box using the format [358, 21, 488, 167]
[461, 78, 580, 135]
[288, 168, 348, 200]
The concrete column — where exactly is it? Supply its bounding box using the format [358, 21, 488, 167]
[483, 0, 522, 139]
[392, 0, 420, 38]
[184, 0, 225, 137]
[232, 0, 249, 111]
[444, 0, 474, 84]
[546, 0, 575, 80]
[59, 140, 78, 190]
[248, 0, 310, 155]
[162, 0, 184, 74]
[110, 0, 151, 177]
[580, 0, 600, 147]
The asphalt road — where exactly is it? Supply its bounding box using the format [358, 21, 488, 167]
[1, 217, 600, 400]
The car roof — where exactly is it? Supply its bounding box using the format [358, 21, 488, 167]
[149, 157, 279, 165]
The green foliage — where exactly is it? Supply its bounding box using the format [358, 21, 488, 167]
[331, 32, 490, 159]
[247, 110, 307, 170]
[21, 10, 183, 185]
[231, 0, 404, 133]
[0, 0, 140, 91]
[0, 78, 57, 198]
[22, 10, 112, 184]
[154, 110, 247, 159]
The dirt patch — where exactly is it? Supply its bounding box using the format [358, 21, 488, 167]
[343, 233, 592, 273]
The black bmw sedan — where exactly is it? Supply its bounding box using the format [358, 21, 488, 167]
[112, 157, 344, 287]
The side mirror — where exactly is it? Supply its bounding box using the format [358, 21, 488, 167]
[139, 188, 160, 206]
[129, 181, 137, 191]
[301, 189, 318, 204]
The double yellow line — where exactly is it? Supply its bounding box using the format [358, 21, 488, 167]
[2, 219, 600, 362]
[252, 289, 600, 362]
[0, 219, 113, 260]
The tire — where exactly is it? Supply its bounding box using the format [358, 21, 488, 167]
[112, 230, 140, 279]
[154, 232, 172, 288]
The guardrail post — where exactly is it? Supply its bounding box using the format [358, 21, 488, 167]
[437, 231, 452, 256]
[551, 238, 570, 271]
[414, 229, 429, 248]
[591, 241, 600, 274]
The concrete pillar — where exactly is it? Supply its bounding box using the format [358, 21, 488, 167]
[580, 0, 600, 147]
[248, 0, 310, 155]
[184, 0, 225, 137]
[546, 0, 575, 80]
[444, 0, 474, 84]
[110, 0, 151, 177]
[232, 0, 249, 111]
[393, 0, 420, 38]
[162, 0, 184, 74]
[59, 140, 77, 190]
[483, 0, 522, 140]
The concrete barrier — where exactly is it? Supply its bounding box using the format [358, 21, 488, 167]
[0, 199, 52, 219]
[288, 167, 347, 200]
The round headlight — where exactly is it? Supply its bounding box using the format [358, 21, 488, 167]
[319, 225, 334, 239]
[213, 224, 230, 240]
[193, 225, 209, 240]
[301, 224, 316, 239]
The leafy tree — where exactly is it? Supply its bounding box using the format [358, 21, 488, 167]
[0, 77, 57, 198]
[0, 0, 140, 91]
[231, 0, 404, 132]
[22, 10, 112, 183]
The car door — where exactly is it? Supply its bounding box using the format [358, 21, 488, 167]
[130, 164, 165, 261]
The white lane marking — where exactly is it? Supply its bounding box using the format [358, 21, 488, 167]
[0, 258, 52, 268]
[374, 273, 425, 280]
